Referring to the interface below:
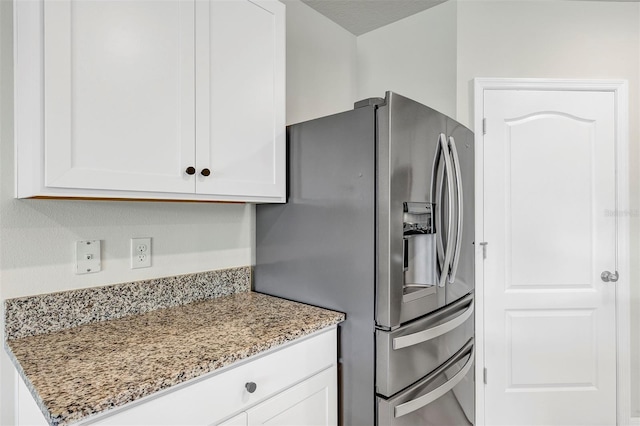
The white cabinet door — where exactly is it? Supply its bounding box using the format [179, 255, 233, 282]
[195, 0, 285, 199]
[218, 412, 248, 426]
[43, 0, 196, 194]
[246, 367, 337, 426]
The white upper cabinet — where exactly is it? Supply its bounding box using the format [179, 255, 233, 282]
[14, 0, 285, 203]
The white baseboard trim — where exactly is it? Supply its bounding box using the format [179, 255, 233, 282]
[630, 417, 640, 426]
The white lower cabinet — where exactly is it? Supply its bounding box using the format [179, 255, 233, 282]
[78, 328, 337, 426]
[218, 412, 248, 426]
[220, 368, 337, 426]
[244, 367, 337, 426]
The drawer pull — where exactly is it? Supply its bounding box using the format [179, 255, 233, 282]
[393, 297, 474, 350]
[185, 166, 196, 175]
[201, 168, 211, 177]
[245, 382, 257, 393]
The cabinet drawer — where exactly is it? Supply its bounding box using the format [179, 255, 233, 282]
[85, 329, 336, 425]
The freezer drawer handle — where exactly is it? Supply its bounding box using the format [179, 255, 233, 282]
[392, 299, 474, 350]
[394, 344, 475, 418]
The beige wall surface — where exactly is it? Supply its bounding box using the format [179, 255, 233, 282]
[356, 0, 457, 119]
[282, 0, 357, 125]
[456, 0, 640, 417]
[0, 1, 356, 423]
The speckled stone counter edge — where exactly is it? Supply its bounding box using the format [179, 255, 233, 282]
[4, 266, 251, 340]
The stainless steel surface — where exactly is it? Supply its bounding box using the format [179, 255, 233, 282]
[394, 343, 474, 418]
[377, 339, 474, 426]
[376, 293, 474, 397]
[255, 92, 475, 425]
[435, 134, 455, 288]
[601, 270, 619, 282]
[448, 136, 464, 284]
[445, 118, 475, 304]
[377, 93, 462, 329]
[255, 105, 377, 426]
[393, 299, 473, 350]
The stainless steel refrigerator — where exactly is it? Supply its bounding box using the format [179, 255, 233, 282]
[255, 92, 475, 426]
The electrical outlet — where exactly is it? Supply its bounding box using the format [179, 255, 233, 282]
[131, 238, 151, 269]
[76, 240, 101, 274]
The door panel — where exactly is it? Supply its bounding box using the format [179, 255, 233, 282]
[506, 113, 595, 289]
[483, 90, 617, 425]
[506, 309, 597, 389]
[246, 367, 337, 426]
[195, 0, 284, 198]
[44, 0, 195, 193]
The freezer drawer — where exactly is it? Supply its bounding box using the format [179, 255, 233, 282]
[377, 338, 474, 426]
[376, 293, 473, 397]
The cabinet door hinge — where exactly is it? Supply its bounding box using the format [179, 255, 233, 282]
[483, 367, 488, 384]
[482, 118, 487, 135]
[479, 241, 488, 259]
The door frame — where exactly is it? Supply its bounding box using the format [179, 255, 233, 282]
[473, 78, 631, 426]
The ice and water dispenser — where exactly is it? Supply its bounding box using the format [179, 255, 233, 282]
[402, 202, 437, 301]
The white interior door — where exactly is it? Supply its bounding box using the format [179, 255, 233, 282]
[482, 89, 618, 425]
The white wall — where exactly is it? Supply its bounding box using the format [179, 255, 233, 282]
[0, 1, 357, 424]
[456, 1, 640, 416]
[356, 0, 457, 118]
[281, 0, 357, 124]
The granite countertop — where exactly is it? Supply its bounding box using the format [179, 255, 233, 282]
[6, 291, 345, 426]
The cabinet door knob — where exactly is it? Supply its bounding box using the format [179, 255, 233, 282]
[245, 382, 257, 393]
[201, 168, 211, 177]
[185, 166, 196, 175]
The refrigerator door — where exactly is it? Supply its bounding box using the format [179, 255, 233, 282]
[377, 338, 475, 426]
[376, 92, 452, 329]
[445, 119, 475, 304]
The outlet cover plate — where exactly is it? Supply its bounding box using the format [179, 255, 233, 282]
[76, 240, 101, 274]
[131, 238, 151, 269]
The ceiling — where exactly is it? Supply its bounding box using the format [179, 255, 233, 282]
[300, 0, 447, 36]
[300, 0, 640, 36]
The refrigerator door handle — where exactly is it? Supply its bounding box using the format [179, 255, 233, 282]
[392, 297, 474, 350]
[448, 136, 464, 284]
[432, 134, 455, 287]
[393, 341, 475, 418]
